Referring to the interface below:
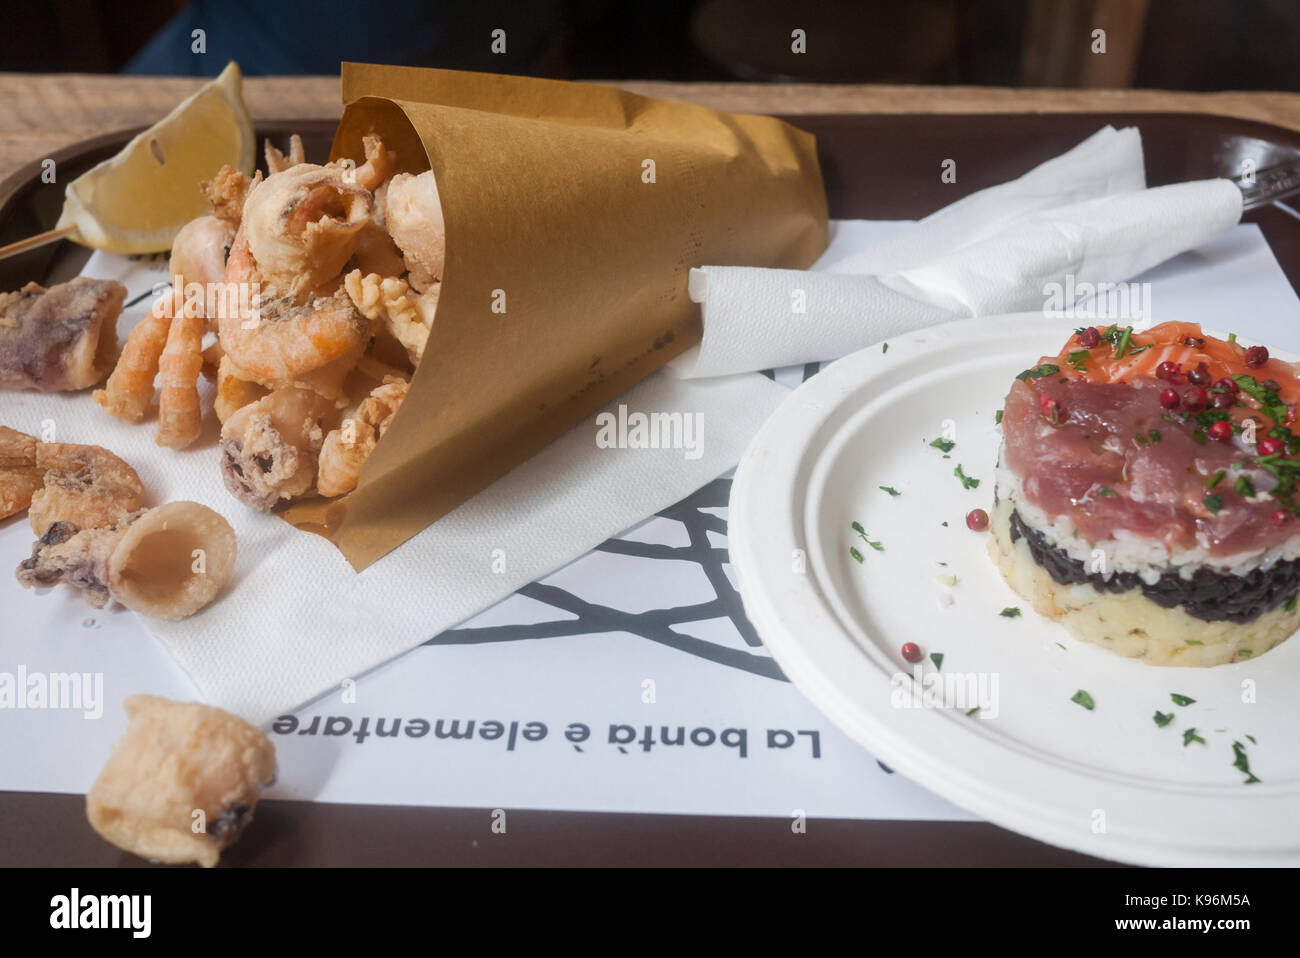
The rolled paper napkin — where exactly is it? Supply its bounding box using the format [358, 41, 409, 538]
[669, 127, 1244, 379]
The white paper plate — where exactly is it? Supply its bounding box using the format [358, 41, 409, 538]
[729, 313, 1300, 866]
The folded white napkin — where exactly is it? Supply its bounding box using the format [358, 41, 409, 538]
[2, 125, 1246, 723]
[668, 126, 1243, 378]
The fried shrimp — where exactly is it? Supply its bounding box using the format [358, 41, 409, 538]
[317, 377, 408, 497]
[155, 300, 205, 449]
[214, 355, 266, 424]
[344, 271, 437, 364]
[265, 133, 305, 174]
[383, 169, 445, 293]
[86, 695, 276, 868]
[28, 442, 145, 537]
[93, 292, 175, 422]
[217, 270, 368, 400]
[219, 386, 335, 510]
[0, 425, 42, 519]
[169, 215, 235, 292]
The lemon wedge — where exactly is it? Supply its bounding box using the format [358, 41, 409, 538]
[56, 61, 256, 255]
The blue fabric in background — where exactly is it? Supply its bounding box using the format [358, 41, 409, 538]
[125, 0, 558, 76]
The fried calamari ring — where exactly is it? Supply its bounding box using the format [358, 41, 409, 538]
[107, 501, 237, 620]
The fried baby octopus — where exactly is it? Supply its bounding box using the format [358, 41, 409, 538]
[86, 695, 276, 868]
[0, 278, 126, 391]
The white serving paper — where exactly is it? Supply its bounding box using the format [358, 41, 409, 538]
[2, 220, 1296, 822]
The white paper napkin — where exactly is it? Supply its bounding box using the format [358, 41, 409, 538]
[668, 126, 1243, 378]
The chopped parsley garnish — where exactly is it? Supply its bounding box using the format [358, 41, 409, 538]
[1114, 326, 1134, 358]
[1170, 693, 1196, 707]
[1235, 475, 1256, 498]
[1232, 740, 1261, 784]
[1207, 469, 1225, 489]
[1097, 487, 1117, 497]
[994, 409, 1003, 425]
[1066, 349, 1091, 371]
[1149, 429, 1162, 442]
[850, 521, 884, 552]
[930, 652, 944, 670]
[879, 485, 901, 497]
[1246, 734, 1257, 744]
[1204, 493, 1224, 514]
[1071, 689, 1095, 710]
[965, 706, 981, 717]
[1154, 711, 1174, 727]
[1232, 374, 1288, 425]
[1015, 363, 1060, 382]
[1185, 639, 1204, 646]
[849, 547, 864, 563]
[1000, 607, 1021, 618]
[1183, 728, 1206, 747]
[929, 437, 956, 453]
[882, 342, 889, 353]
[954, 465, 980, 490]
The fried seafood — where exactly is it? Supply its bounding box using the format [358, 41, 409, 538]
[201, 164, 258, 228]
[317, 377, 408, 497]
[169, 214, 236, 292]
[107, 501, 237, 620]
[155, 300, 205, 449]
[265, 133, 305, 174]
[16, 511, 142, 608]
[219, 386, 335, 510]
[0, 425, 42, 520]
[237, 167, 373, 298]
[0, 278, 126, 392]
[350, 219, 406, 277]
[345, 270, 437, 364]
[213, 355, 266, 424]
[86, 695, 275, 868]
[28, 441, 145, 538]
[383, 170, 445, 293]
[93, 295, 175, 422]
[217, 270, 369, 400]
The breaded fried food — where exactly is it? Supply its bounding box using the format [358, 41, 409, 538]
[15, 512, 142, 608]
[0, 425, 42, 519]
[86, 695, 276, 868]
[0, 278, 126, 391]
[28, 441, 145, 537]
[219, 386, 334, 510]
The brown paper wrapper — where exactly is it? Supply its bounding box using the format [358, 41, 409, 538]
[283, 63, 827, 570]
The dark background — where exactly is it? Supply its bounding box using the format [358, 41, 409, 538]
[1, 0, 1295, 90]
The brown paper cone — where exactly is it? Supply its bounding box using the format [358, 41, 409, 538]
[283, 63, 827, 570]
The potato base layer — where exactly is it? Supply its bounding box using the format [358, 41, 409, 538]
[988, 494, 1300, 666]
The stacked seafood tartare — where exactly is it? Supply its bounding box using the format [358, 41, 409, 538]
[991, 321, 1300, 665]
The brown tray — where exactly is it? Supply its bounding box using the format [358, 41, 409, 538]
[2, 110, 1298, 867]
